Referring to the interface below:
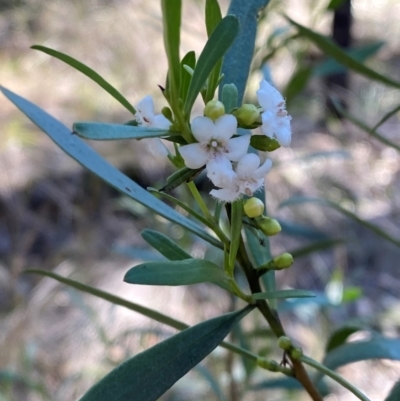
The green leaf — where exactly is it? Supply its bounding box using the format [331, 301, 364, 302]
[79, 306, 254, 401]
[331, 100, 400, 152]
[161, 0, 181, 108]
[1, 86, 221, 249]
[73, 122, 175, 140]
[280, 196, 400, 248]
[220, 0, 271, 104]
[323, 337, 400, 371]
[326, 0, 347, 10]
[180, 51, 196, 103]
[314, 42, 385, 77]
[205, 0, 223, 102]
[286, 17, 400, 89]
[284, 66, 313, 102]
[141, 229, 191, 261]
[184, 15, 239, 116]
[251, 289, 315, 301]
[31, 45, 136, 115]
[372, 104, 400, 130]
[161, 166, 204, 192]
[385, 380, 400, 401]
[221, 83, 238, 113]
[289, 238, 343, 259]
[250, 135, 280, 152]
[229, 200, 243, 272]
[325, 325, 363, 353]
[26, 269, 257, 362]
[124, 259, 231, 290]
[205, 0, 222, 37]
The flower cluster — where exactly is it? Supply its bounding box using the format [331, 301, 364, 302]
[135, 80, 291, 202]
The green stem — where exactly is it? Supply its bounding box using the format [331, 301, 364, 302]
[301, 356, 371, 401]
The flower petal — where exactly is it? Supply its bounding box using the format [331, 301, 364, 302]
[214, 114, 237, 142]
[254, 158, 272, 178]
[180, 143, 209, 169]
[145, 138, 169, 157]
[206, 157, 236, 188]
[226, 134, 250, 161]
[191, 116, 214, 143]
[153, 114, 171, 130]
[236, 153, 261, 177]
[210, 187, 241, 203]
[257, 80, 284, 111]
[260, 110, 275, 138]
[136, 95, 155, 121]
[274, 116, 292, 147]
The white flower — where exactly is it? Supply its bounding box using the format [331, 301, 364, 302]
[210, 154, 273, 203]
[135, 95, 171, 156]
[179, 115, 250, 171]
[257, 80, 292, 147]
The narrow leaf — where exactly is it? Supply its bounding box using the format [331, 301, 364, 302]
[124, 259, 231, 290]
[251, 289, 316, 301]
[286, 17, 400, 89]
[221, 83, 238, 113]
[332, 100, 400, 152]
[250, 135, 280, 152]
[205, 0, 222, 37]
[372, 104, 400, 130]
[73, 122, 175, 140]
[220, 0, 271, 104]
[323, 337, 400, 371]
[280, 196, 400, 248]
[26, 269, 257, 362]
[185, 15, 239, 115]
[325, 325, 363, 353]
[79, 306, 254, 401]
[161, 0, 181, 106]
[229, 200, 243, 272]
[289, 239, 343, 259]
[180, 51, 196, 103]
[1, 87, 221, 249]
[205, 0, 223, 102]
[284, 66, 313, 102]
[31, 45, 136, 115]
[141, 229, 191, 261]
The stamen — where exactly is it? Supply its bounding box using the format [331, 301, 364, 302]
[211, 140, 218, 148]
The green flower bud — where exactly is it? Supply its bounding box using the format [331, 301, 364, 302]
[161, 106, 173, 122]
[257, 357, 279, 371]
[233, 104, 260, 125]
[255, 216, 282, 236]
[278, 336, 293, 351]
[273, 253, 294, 270]
[244, 197, 264, 218]
[291, 347, 303, 360]
[204, 100, 225, 120]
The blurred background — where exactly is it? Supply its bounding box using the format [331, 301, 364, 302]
[1, 0, 400, 400]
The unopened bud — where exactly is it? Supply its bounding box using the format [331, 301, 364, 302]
[257, 357, 279, 371]
[291, 347, 303, 360]
[278, 336, 293, 351]
[255, 216, 281, 236]
[204, 100, 225, 120]
[161, 107, 173, 122]
[273, 253, 294, 270]
[233, 104, 259, 125]
[244, 197, 264, 218]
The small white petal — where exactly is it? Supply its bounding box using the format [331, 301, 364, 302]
[191, 116, 214, 143]
[145, 138, 169, 157]
[226, 134, 250, 161]
[206, 157, 236, 188]
[274, 116, 292, 147]
[214, 114, 237, 142]
[254, 158, 273, 178]
[257, 80, 284, 111]
[236, 154, 261, 176]
[180, 143, 209, 169]
[260, 110, 275, 138]
[210, 187, 241, 203]
[136, 95, 155, 122]
[152, 114, 171, 130]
